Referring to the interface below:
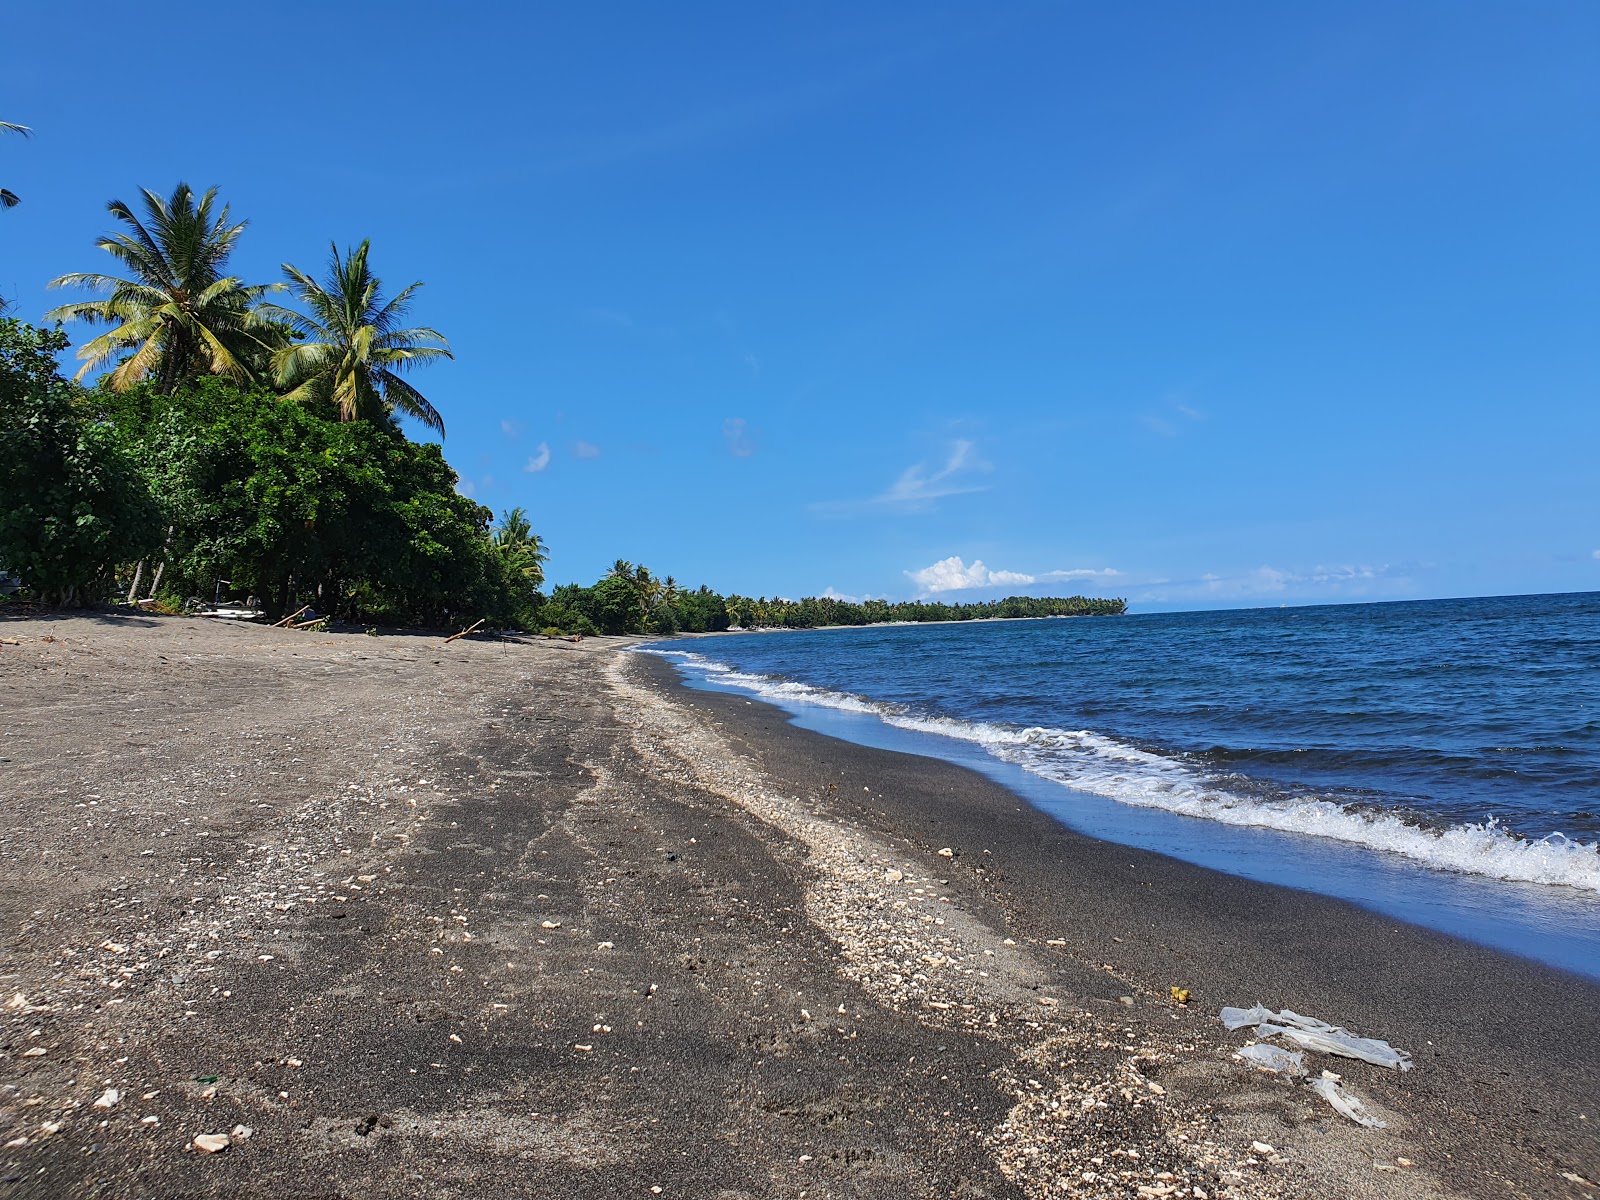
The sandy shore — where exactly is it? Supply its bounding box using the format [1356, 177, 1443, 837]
[0, 615, 1594, 1199]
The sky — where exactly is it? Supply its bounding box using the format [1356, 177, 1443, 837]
[3, 2, 1597, 611]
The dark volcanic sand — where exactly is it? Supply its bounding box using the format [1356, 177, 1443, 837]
[634, 654, 1600, 1198]
[0, 615, 1594, 1200]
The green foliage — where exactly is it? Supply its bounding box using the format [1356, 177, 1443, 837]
[0, 320, 162, 604]
[714, 592, 1125, 628]
[673, 585, 732, 633]
[587, 574, 647, 635]
[532, 559, 1124, 639]
[114, 377, 522, 625]
[260, 241, 452, 434]
[44, 183, 283, 394]
[490, 507, 549, 628]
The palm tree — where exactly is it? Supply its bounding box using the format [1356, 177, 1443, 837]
[1, 121, 29, 209]
[261, 241, 452, 435]
[492, 507, 548, 589]
[45, 182, 279, 393]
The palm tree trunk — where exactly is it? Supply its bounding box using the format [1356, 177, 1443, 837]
[128, 559, 146, 604]
[145, 526, 175, 599]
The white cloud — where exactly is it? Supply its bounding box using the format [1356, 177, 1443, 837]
[500, 419, 520, 439]
[820, 586, 860, 603]
[524, 442, 551, 473]
[815, 440, 990, 514]
[905, 556, 1036, 594]
[723, 417, 754, 458]
[458, 480, 476, 498]
[1593, 549, 1600, 560]
[574, 441, 601, 459]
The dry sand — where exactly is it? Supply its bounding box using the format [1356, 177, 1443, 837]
[0, 613, 1594, 1199]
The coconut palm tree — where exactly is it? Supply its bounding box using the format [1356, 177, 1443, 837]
[493, 507, 548, 589]
[45, 182, 279, 393]
[1, 121, 30, 209]
[261, 240, 451, 435]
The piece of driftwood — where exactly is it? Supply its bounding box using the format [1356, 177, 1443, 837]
[273, 605, 311, 628]
[443, 618, 485, 644]
[290, 615, 327, 630]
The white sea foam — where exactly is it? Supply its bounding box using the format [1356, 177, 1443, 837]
[641, 648, 1600, 894]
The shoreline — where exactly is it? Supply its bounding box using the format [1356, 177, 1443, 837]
[669, 611, 1117, 637]
[628, 651, 1600, 1197]
[1, 615, 1594, 1199]
[638, 643, 1600, 981]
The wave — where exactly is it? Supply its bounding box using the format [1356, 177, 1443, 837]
[640, 648, 1600, 894]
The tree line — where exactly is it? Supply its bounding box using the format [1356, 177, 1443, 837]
[0, 174, 1126, 633]
[540, 562, 1124, 636]
[0, 180, 533, 622]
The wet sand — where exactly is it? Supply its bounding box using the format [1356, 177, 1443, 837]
[0, 615, 1594, 1199]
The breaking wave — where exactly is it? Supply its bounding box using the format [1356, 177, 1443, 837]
[642, 648, 1600, 894]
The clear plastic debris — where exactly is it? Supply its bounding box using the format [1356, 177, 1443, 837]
[1219, 1004, 1413, 1071]
[1235, 1042, 1306, 1076]
[1308, 1075, 1387, 1127]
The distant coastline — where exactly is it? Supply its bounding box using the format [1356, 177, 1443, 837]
[665, 611, 1116, 638]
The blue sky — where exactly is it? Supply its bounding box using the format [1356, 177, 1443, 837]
[3, 2, 1596, 610]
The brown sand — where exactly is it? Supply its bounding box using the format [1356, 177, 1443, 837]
[0, 613, 1594, 1199]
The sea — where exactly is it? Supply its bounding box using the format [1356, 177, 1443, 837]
[641, 591, 1600, 982]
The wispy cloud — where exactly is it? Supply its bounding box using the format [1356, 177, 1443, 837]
[723, 417, 755, 458]
[524, 442, 551, 473]
[1140, 395, 1205, 438]
[574, 441, 601, 460]
[1039, 568, 1122, 582]
[500, 419, 520, 439]
[529, 55, 920, 177]
[815, 440, 990, 514]
[1128, 563, 1403, 605]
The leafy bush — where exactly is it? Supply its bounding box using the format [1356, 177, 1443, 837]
[0, 320, 162, 604]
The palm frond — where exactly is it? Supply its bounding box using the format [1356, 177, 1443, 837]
[103, 331, 165, 390]
[373, 368, 445, 435]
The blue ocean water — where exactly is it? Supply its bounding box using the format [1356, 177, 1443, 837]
[643, 592, 1600, 979]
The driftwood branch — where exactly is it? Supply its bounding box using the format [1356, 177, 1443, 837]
[443, 619, 485, 644]
[290, 615, 327, 630]
[273, 605, 311, 628]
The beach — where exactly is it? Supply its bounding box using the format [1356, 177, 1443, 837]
[0, 615, 1595, 1199]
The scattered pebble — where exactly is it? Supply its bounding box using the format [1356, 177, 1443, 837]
[192, 1133, 231, 1154]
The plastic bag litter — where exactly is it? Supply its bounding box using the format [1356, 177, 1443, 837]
[1220, 1004, 1273, 1031]
[1219, 1005, 1413, 1071]
[1308, 1076, 1387, 1128]
[1235, 1043, 1306, 1076]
